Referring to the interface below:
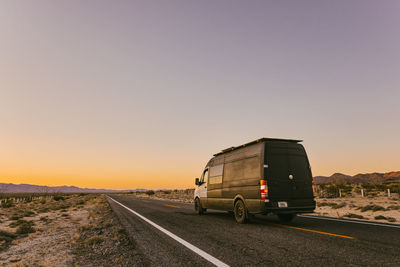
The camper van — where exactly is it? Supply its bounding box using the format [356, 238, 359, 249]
[194, 138, 316, 223]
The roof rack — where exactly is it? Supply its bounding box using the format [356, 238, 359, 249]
[213, 137, 302, 156]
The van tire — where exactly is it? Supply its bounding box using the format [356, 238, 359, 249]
[277, 214, 296, 222]
[195, 198, 205, 215]
[234, 200, 248, 224]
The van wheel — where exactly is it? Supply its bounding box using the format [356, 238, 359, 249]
[234, 200, 248, 224]
[194, 198, 204, 215]
[277, 214, 296, 222]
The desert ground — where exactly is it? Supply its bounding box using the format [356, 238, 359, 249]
[0, 194, 145, 266]
[1, 189, 399, 266]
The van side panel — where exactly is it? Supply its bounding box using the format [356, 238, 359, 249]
[209, 143, 264, 211]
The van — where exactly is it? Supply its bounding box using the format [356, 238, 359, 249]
[194, 138, 316, 223]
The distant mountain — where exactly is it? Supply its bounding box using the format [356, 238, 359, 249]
[314, 171, 400, 184]
[0, 183, 141, 193]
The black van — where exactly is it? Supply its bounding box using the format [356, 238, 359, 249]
[194, 138, 316, 223]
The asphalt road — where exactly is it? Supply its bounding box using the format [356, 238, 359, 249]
[107, 195, 400, 266]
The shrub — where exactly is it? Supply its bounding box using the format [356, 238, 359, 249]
[9, 219, 32, 228]
[317, 202, 330, 207]
[86, 236, 105, 246]
[387, 205, 400, 210]
[40, 198, 46, 204]
[317, 202, 346, 209]
[1, 201, 14, 208]
[16, 222, 35, 234]
[331, 202, 347, 209]
[360, 205, 386, 212]
[22, 210, 35, 217]
[40, 216, 49, 222]
[9, 215, 20, 220]
[343, 213, 364, 219]
[0, 230, 16, 248]
[145, 190, 155, 196]
[387, 217, 396, 222]
[53, 195, 65, 201]
[374, 215, 397, 222]
[37, 207, 49, 213]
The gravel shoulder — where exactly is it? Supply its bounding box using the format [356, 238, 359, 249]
[0, 194, 144, 266]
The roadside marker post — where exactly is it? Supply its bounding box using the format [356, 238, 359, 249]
[387, 189, 391, 197]
[361, 189, 364, 197]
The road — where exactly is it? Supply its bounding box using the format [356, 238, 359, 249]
[107, 195, 400, 266]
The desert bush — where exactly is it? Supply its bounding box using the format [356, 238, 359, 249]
[331, 202, 347, 209]
[145, 190, 155, 196]
[343, 213, 364, 219]
[22, 210, 35, 217]
[360, 205, 386, 212]
[9, 215, 21, 220]
[40, 216, 50, 222]
[362, 183, 387, 191]
[1, 201, 14, 208]
[9, 219, 33, 228]
[37, 207, 50, 213]
[53, 195, 65, 201]
[387, 217, 396, 222]
[388, 183, 400, 193]
[184, 189, 194, 194]
[387, 205, 400, 210]
[86, 235, 105, 246]
[374, 215, 397, 222]
[316, 202, 346, 209]
[0, 230, 16, 249]
[40, 198, 46, 204]
[16, 221, 35, 234]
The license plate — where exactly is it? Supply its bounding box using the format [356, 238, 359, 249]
[278, 201, 288, 208]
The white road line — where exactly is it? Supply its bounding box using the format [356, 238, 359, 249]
[108, 196, 229, 267]
[299, 215, 400, 229]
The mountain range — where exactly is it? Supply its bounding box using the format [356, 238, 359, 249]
[1, 171, 399, 192]
[0, 183, 145, 193]
[313, 171, 400, 184]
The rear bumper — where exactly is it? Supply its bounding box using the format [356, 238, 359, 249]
[262, 199, 316, 214]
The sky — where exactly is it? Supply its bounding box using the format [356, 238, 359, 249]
[0, 1, 399, 189]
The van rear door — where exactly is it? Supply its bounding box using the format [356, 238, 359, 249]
[265, 142, 313, 202]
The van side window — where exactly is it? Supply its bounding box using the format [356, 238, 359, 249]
[209, 164, 224, 184]
[201, 169, 209, 184]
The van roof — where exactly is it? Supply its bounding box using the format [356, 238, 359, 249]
[213, 137, 302, 156]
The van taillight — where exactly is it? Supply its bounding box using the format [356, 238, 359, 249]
[260, 180, 268, 199]
[312, 180, 316, 195]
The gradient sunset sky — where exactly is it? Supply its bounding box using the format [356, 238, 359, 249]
[1, 1, 399, 189]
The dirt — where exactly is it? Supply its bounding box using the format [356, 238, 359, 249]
[0, 194, 144, 267]
[131, 190, 194, 203]
[312, 196, 400, 223]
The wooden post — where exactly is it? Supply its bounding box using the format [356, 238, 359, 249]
[339, 189, 342, 198]
[361, 189, 364, 197]
[388, 189, 391, 197]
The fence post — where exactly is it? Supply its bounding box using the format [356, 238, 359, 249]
[361, 189, 364, 197]
[388, 189, 391, 197]
[339, 189, 342, 198]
